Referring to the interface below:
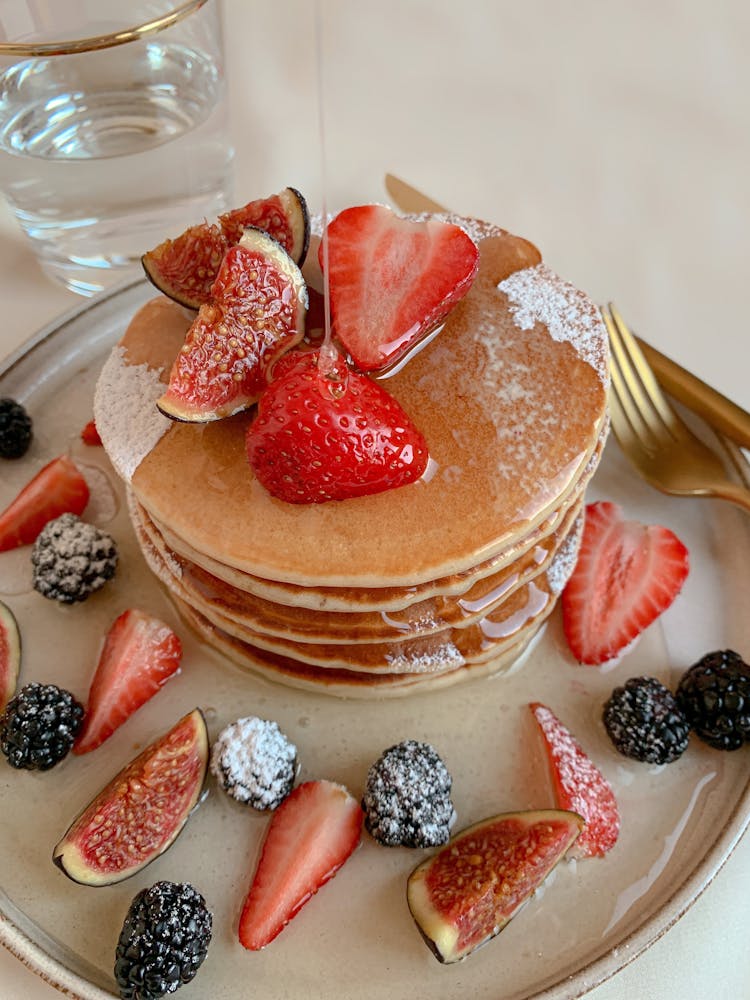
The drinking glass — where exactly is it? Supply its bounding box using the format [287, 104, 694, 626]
[0, 0, 234, 295]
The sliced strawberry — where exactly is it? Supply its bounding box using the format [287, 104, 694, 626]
[561, 500, 689, 666]
[73, 609, 182, 755]
[246, 350, 429, 503]
[157, 229, 307, 423]
[80, 420, 102, 446]
[239, 779, 363, 950]
[321, 204, 479, 372]
[0, 455, 89, 553]
[529, 702, 620, 859]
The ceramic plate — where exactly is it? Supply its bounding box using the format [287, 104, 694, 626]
[1, 281, 749, 1000]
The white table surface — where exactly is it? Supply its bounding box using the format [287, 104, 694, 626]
[1, 2, 749, 998]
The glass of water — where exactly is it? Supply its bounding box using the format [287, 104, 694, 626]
[0, 0, 234, 296]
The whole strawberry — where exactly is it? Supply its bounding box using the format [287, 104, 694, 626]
[246, 351, 429, 503]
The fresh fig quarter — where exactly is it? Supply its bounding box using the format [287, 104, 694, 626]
[407, 808, 583, 963]
[52, 708, 208, 886]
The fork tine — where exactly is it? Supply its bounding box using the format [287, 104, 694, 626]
[606, 304, 688, 442]
[602, 309, 661, 451]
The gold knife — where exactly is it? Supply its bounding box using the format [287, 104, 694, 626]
[384, 173, 750, 451]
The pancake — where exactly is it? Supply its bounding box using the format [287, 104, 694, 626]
[133, 419, 603, 613]
[172, 595, 546, 699]
[131, 490, 583, 644]
[95, 217, 608, 588]
[94, 210, 608, 696]
[132, 494, 582, 675]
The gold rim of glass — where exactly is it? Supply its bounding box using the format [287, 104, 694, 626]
[0, 0, 208, 57]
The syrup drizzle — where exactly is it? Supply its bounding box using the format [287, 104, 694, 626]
[313, 1, 345, 393]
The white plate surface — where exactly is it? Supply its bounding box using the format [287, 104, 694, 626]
[0, 281, 749, 1000]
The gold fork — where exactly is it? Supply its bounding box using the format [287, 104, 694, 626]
[603, 304, 750, 513]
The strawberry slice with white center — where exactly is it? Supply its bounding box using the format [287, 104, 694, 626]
[529, 702, 620, 859]
[0, 455, 89, 552]
[321, 204, 479, 372]
[73, 609, 182, 754]
[239, 779, 363, 950]
[561, 500, 689, 666]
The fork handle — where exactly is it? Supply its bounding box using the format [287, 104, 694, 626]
[712, 481, 750, 514]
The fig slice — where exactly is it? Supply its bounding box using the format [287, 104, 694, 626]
[0, 599, 21, 714]
[219, 187, 310, 265]
[407, 809, 583, 964]
[142, 222, 228, 310]
[53, 708, 208, 886]
[157, 228, 308, 422]
[142, 188, 310, 310]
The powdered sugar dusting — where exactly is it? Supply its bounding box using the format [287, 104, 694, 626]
[385, 642, 464, 674]
[210, 716, 297, 810]
[94, 345, 172, 482]
[531, 702, 620, 858]
[499, 265, 609, 385]
[546, 511, 584, 596]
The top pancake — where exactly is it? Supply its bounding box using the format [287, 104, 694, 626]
[95, 214, 608, 587]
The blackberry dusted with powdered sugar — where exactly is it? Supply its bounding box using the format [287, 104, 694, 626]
[603, 676, 690, 764]
[211, 716, 297, 810]
[677, 650, 750, 751]
[114, 881, 212, 1000]
[31, 512, 118, 603]
[0, 682, 83, 770]
[363, 739, 456, 848]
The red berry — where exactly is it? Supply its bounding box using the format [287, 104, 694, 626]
[561, 500, 689, 666]
[73, 609, 182, 755]
[0, 455, 89, 552]
[239, 779, 363, 950]
[529, 702, 620, 859]
[80, 420, 102, 446]
[246, 350, 429, 503]
[322, 204, 479, 372]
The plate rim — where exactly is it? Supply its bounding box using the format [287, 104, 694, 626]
[1, 279, 748, 1000]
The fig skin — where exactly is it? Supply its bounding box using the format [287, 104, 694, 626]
[407, 809, 583, 964]
[0, 599, 21, 714]
[52, 709, 208, 887]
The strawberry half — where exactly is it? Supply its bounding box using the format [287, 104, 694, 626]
[73, 609, 182, 755]
[239, 779, 363, 950]
[246, 350, 429, 503]
[529, 702, 620, 859]
[321, 204, 479, 372]
[0, 455, 89, 553]
[561, 500, 689, 666]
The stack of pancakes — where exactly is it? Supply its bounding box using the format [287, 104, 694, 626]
[94, 214, 609, 697]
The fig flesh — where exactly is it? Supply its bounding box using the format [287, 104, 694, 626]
[157, 228, 307, 422]
[142, 188, 310, 310]
[0, 599, 21, 713]
[407, 809, 582, 963]
[53, 709, 208, 886]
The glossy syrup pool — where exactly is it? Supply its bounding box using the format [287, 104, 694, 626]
[0, 282, 749, 1000]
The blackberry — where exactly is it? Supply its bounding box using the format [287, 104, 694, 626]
[31, 512, 118, 603]
[0, 682, 83, 770]
[603, 677, 690, 764]
[362, 739, 456, 848]
[114, 881, 212, 1000]
[0, 397, 32, 459]
[210, 716, 297, 810]
[676, 649, 750, 751]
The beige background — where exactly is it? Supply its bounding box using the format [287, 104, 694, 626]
[0, 1, 748, 997]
